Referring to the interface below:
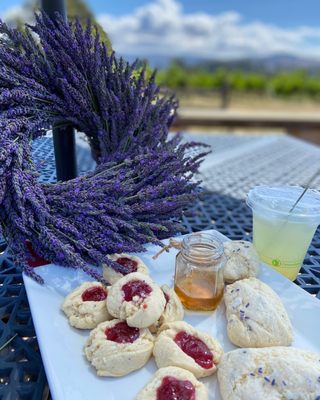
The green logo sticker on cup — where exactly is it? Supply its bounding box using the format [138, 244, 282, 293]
[272, 259, 281, 267]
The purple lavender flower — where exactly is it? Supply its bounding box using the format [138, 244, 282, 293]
[0, 13, 210, 283]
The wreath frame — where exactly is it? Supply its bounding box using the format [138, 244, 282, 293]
[0, 13, 209, 283]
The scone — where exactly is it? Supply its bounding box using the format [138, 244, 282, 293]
[149, 285, 184, 334]
[218, 347, 320, 400]
[153, 321, 223, 378]
[61, 282, 111, 329]
[223, 240, 259, 283]
[135, 366, 208, 400]
[107, 272, 166, 328]
[103, 253, 149, 284]
[84, 319, 154, 376]
[224, 277, 293, 347]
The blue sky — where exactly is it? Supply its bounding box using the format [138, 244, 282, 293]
[2, 0, 320, 27]
[88, 0, 320, 28]
[2, 0, 320, 60]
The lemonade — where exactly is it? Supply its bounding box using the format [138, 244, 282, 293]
[247, 186, 320, 281]
[252, 212, 318, 280]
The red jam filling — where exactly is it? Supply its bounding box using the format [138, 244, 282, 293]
[25, 241, 49, 268]
[122, 280, 152, 301]
[156, 376, 195, 400]
[164, 292, 170, 304]
[174, 331, 213, 369]
[81, 286, 107, 302]
[105, 321, 139, 344]
[116, 257, 138, 273]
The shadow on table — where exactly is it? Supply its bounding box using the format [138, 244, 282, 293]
[182, 189, 253, 240]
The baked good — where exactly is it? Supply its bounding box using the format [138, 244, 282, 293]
[107, 272, 166, 328]
[218, 347, 320, 400]
[103, 253, 149, 284]
[223, 240, 259, 283]
[153, 321, 223, 378]
[149, 285, 184, 334]
[61, 282, 111, 329]
[135, 366, 208, 400]
[224, 277, 293, 347]
[84, 319, 154, 377]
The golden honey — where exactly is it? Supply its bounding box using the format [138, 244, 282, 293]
[174, 271, 224, 311]
[174, 233, 225, 312]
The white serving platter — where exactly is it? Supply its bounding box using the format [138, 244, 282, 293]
[23, 230, 320, 400]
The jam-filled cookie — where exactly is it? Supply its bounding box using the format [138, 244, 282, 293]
[135, 366, 208, 400]
[103, 253, 149, 284]
[61, 282, 111, 329]
[153, 321, 223, 378]
[107, 272, 166, 328]
[84, 319, 154, 377]
[149, 285, 184, 334]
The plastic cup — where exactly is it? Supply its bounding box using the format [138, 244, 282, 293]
[247, 186, 320, 281]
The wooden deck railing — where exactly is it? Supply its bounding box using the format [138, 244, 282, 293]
[172, 108, 320, 144]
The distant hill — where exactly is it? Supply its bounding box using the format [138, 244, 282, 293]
[207, 54, 320, 73]
[126, 53, 320, 73]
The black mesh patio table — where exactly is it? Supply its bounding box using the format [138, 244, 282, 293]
[0, 133, 319, 399]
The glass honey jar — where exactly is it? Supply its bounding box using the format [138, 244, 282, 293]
[174, 232, 226, 311]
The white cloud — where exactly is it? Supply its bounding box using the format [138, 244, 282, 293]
[97, 0, 320, 60]
[2, 0, 320, 60]
[1, 4, 34, 26]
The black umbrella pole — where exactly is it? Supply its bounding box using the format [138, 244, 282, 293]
[41, 0, 77, 181]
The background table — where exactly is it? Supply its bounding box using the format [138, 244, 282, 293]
[0, 133, 320, 399]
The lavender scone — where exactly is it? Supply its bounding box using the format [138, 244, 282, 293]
[223, 240, 259, 283]
[224, 278, 293, 348]
[218, 347, 320, 400]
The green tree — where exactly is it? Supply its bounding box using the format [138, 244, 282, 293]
[211, 68, 228, 88]
[156, 62, 188, 89]
[64, 0, 112, 51]
[7, 0, 112, 51]
[229, 71, 267, 92]
[270, 70, 307, 96]
[188, 70, 215, 89]
[153, 59, 320, 99]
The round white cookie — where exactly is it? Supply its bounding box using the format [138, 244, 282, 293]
[223, 240, 259, 283]
[107, 272, 166, 328]
[149, 285, 184, 334]
[224, 277, 293, 347]
[218, 347, 320, 400]
[84, 319, 154, 377]
[135, 366, 208, 400]
[61, 282, 111, 329]
[103, 253, 149, 284]
[153, 321, 223, 378]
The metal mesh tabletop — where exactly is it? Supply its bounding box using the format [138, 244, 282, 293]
[0, 133, 320, 399]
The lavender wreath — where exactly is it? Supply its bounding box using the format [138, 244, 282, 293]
[0, 13, 209, 283]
